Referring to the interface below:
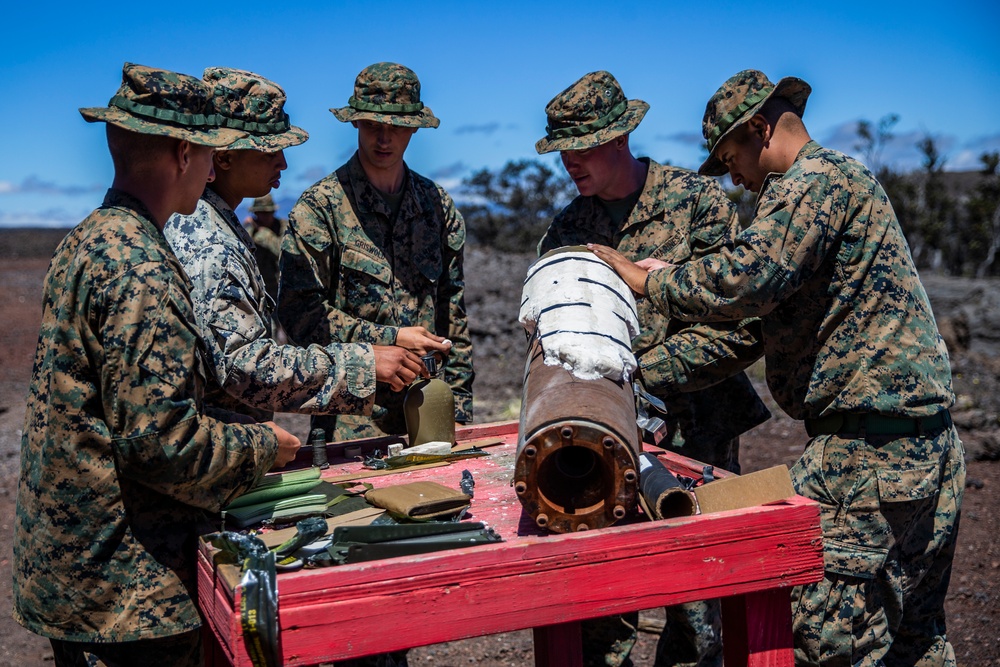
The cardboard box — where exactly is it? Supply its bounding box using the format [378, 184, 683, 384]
[694, 465, 796, 514]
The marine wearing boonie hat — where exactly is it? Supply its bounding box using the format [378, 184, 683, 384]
[249, 193, 278, 213]
[699, 69, 811, 176]
[331, 62, 440, 129]
[79, 62, 245, 147]
[204, 67, 309, 151]
[535, 70, 649, 154]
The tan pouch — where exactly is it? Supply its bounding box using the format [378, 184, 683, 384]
[364, 481, 471, 520]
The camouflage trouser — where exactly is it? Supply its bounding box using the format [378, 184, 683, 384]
[653, 600, 723, 667]
[789, 424, 965, 667]
[581, 438, 738, 667]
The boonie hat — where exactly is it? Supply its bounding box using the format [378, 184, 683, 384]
[535, 71, 649, 154]
[204, 67, 309, 151]
[249, 194, 277, 213]
[331, 62, 440, 129]
[79, 62, 245, 148]
[699, 69, 811, 176]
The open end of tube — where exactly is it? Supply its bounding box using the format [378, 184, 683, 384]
[536, 446, 609, 513]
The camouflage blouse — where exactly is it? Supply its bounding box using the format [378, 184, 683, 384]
[277, 153, 474, 440]
[164, 187, 376, 422]
[646, 142, 954, 419]
[14, 190, 277, 642]
[540, 158, 769, 453]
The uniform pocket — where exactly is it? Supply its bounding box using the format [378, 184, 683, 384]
[341, 245, 392, 284]
[337, 245, 395, 322]
[875, 460, 941, 502]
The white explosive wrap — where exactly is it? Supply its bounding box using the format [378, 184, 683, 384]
[518, 247, 641, 381]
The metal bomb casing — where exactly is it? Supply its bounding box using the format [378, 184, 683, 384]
[515, 336, 640, 532]
[514, 246, 642, 533]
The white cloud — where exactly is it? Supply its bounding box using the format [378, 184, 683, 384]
[453, 122, 501, 136]
[0, 176, 102, 197]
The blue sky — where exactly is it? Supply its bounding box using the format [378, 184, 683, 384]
[1, 1, 998, 228]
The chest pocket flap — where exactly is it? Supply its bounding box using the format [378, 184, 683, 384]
[341, 243, 392, 285]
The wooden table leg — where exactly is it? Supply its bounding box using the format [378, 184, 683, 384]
[721, 589, 795, 667]
[533, 620, 583, 667]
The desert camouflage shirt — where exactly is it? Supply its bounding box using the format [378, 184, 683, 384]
[164, 187, 376, 423]
[646, 142, 954, 419]
[540, 158, 769, 449]
[277, 153, 474, 440]
[14, 189, 278, 642]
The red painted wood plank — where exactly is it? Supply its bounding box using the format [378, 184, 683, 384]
[722, 589, 796, 667]
[269, 502, 820, 601]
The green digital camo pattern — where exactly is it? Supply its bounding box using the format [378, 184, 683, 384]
[79, 62, 244, 147]
[14, 190, 278, 642]
[331, 62, 440, 129]
[540, 158, 769, 459]
[250, 219, 284, 299]
[163, 187, 376, 423]
[535, 70, 649, 155]
[251, 219, 283, 257]
[542, 158, 767, 667]
[645, 142, 962, 664]
[647, 142, 954, 420]
[789, 426, 964, 666]
[277, 153, 474, 441]
[204, 66, 309, 152]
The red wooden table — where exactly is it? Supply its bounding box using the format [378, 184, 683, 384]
[198, 421, 822, 667]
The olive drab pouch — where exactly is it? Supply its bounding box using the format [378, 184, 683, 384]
[364, 480, 471, 521]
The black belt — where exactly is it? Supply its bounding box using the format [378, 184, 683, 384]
[805, 410, 952, 438]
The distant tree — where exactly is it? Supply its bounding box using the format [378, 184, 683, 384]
[912, 134, 962, 274]
[854, 113, 899, 178]
[460, 159, 576, 252]
[970, 152, 1000, 278]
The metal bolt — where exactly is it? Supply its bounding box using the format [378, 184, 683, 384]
[560, 426, 573, 439]
[536, 513, 549, 528]
[623, 469, 637, 483]
[613, 505, 627, 519]
[524, 445, 537, 458]
[514, 481, 527, 495]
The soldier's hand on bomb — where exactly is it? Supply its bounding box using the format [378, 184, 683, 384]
[588, 243, 667, 296]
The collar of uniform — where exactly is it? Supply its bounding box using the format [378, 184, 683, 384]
[756, 139, 822, 203]
[795, 139, 823, 163]
[103, 188, 196, 292]
[625, 157, 663, 227]
[200, 186, 258, 250]
[102, 188, 166, 247]
[346, 151, 413, 218]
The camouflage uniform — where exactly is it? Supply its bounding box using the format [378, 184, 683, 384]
[539, 160, 770, 467]
[645, 70, 965, 666]
[14, 63, 278, 658]
[247, 194, 285, 299]
[250, 217, 285, 298]
[537, 71, 769, 667]
[165, 187, 376, 422]
[277, 63, 473, 442]
[162, 67, 374, 425]
[15, 189, 279, 641]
